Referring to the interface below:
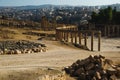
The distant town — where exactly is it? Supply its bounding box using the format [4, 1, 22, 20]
[0, 4, 120, 25]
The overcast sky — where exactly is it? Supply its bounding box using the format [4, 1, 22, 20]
[0, 0, 120, 6]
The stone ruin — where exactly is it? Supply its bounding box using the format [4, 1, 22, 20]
[0, 40, 47, 54]
[65, 55, 120, 80]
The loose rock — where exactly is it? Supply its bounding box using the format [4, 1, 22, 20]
[65, 55, 120, 80]
[0, 40, 47, 55]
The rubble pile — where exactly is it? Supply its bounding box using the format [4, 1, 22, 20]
[0, 40, 47, 54]
[65, 55, 120, 80]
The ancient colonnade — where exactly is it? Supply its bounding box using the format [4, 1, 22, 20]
[56, 26, 101, 51]
[104, 25, 120, 37]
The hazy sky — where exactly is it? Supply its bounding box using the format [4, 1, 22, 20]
[0, 0, 120, 6]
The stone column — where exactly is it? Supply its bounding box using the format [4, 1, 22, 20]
[66, 31, 69, 42]
[75, 32, 77, 44]
[63, 31, 66, 41]
[107, 26, 110, 37]
[98, 31, 101, 51]
[79, 32, 82, 45]
[84, 33, 87, 46]
[71, 31, 73, 44]
[104, 26, 107, 37]
[60, 31, 62, 41]
[60, 31, 62, 40]
[55, 29, 58, 40]
[57, 30, 59, 40]
[91, 32, 94, 51]
[112, 26, 115, 37]
[117, 26, 120, 37]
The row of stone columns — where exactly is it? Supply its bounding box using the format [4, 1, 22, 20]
[104, 26, 120, 37]
[56, 28, 101, 51]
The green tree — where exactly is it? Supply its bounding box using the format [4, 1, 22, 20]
[107, 6, 112, 23]
[90, 12, 98, 23]
[90, 6, 115, 24]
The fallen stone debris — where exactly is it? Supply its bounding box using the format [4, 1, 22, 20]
[0, 40, 47, 55]
[65, 55, 120, 80]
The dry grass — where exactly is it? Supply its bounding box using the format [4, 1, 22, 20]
[0, 28, 15, 39]
[0, 27, 40, 41]
[0, 26, 56, 41]
[0, 68, 63, 80]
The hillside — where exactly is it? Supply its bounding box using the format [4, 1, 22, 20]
[0, 4, 120, 10]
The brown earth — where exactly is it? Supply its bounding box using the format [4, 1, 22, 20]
[0, 27, 119, 80]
